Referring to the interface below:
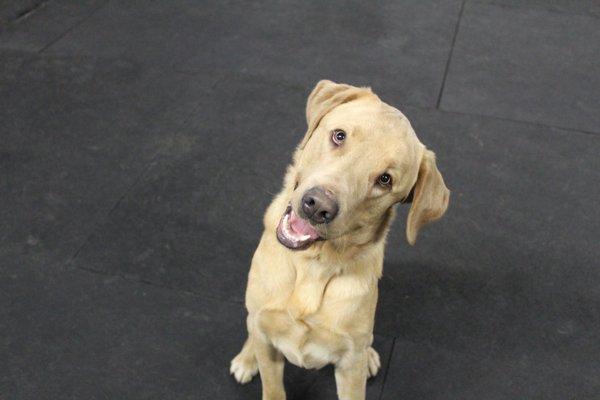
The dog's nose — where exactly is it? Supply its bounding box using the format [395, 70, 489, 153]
[301, 187, 339, 224]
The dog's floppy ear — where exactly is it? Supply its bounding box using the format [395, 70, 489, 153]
[406, 149, 450, 245]
[300, 80, 372, 149]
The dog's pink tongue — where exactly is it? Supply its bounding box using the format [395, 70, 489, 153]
[289, 211, 320, 239]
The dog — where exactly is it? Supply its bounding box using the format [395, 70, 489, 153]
[230, 80, 450, 400]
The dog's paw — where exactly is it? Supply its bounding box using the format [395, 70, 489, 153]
[366, 347, 381, 378]
[230, 352, 258, 384]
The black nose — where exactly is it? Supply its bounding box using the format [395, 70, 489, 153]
[301, 187, 339, 224]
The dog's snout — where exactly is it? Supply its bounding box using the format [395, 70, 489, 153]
[301, 187, 339, 224]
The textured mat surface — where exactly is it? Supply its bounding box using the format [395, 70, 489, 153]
[1, 1, 599, 399]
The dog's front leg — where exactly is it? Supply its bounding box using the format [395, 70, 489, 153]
[334, 349, 368, 400]
[254, 335, 286, 400]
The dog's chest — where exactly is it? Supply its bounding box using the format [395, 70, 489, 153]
[267, 276, 340, 368]
[271, 320, 340, 369]
[261, 271, 370, 369]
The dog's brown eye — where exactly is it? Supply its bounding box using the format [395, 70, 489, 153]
[331, 129, 346, 145]
[377, 173, 392, 186]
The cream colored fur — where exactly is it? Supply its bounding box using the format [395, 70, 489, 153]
[230, 80, 450, 400]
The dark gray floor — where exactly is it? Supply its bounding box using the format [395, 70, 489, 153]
[1, 1, 599, 399]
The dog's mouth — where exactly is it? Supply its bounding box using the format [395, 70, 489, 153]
[276, 205, 322, 250]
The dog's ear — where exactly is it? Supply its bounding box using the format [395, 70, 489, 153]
[406, 149, 450, 245]
[300, 80, 372, 149]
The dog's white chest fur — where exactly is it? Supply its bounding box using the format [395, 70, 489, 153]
[254, 265, 373, 370]
[272, 325, 337, 369]
[255, 277, 347, 369]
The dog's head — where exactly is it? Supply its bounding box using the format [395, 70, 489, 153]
[276, 80, 449, 250]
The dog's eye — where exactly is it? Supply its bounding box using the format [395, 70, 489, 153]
[331, 129, 346, 146]
[377, 173, 392, 186]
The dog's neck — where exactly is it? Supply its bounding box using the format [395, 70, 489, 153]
[285, 232, 384, 318]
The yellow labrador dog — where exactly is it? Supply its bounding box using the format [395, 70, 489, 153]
[230, 80, 450, 399]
